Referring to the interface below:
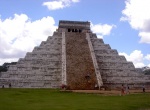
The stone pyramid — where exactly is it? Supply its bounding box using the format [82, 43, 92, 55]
[0, 20, 150, 89]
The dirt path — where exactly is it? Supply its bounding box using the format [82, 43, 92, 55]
[62, 90, 150, 95]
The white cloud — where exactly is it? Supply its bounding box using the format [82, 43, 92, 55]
[145, 54, 150, 61]
[0, 14, 57, 65]
[134, 63, 145, 68]
[119, 50, 145, 68]
[91, 23, 115, 38]
[97, 35, 103, 39]
[138, 32, 150, 43]
[42, 0, 80, 10]
[121, 0, 150, 44]
[43, 1, 65, 10]
[72, 0, 79, 2]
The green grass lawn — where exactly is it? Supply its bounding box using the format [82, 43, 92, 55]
[0, 89, 150, 110]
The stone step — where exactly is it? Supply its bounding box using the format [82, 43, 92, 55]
[95, 49, 118, 55]
[16, 61, 61, 67]
[100, 68, 135, 73]
[89, 33, 97, 38]
[18, 58, 61, 65]
[15, 66, 61, 71]
[97, 59, 131, 63]
[93, 44, 111, 50]
[53, 32, 62, 36]
[91, 38, 104, 44]
[32, 47, 62, 53]
[40, 44, 62, 48]
[19, 57, 61, 61]
[25, 52, 61, 59]
[104, 76, 149, 82]
[5, 69, 61, 75]
[5, 64, 62, 72]
[0, 79, 61, 88]
[101, 70, 140, 77]
[98, 62, 135, 69]
[0, 71, 62, 79]
[96, 55, 126, 62]
[24, 53, 61, 59]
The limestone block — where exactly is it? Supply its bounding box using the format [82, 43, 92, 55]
[90, 34, 97, 38]
[32, 50, 61, 54]
[96, 55, 127, 62]
[53, 32, 62, 36]
[41, 44, 62, 49]
[95, 49, 118, 55]
[32, 47, 61, 53]
[43, 83, 52, 88]
[0, 73, 10, 78]
[24, 53, 61, 60]
[145, 75, 150, 80]
[119, 56, 126, 61]
[10, 74, 21, 78]
[94, 44, 111, 50]
[91, 38, 104, 44]
[29, 82, 44, 88]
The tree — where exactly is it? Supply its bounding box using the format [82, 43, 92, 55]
[0, 62, 17, 73]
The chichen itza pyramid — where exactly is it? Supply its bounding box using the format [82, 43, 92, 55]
[0, 20, 150, 90]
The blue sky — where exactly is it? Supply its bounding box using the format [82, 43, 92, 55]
[0, 0, 150, 68]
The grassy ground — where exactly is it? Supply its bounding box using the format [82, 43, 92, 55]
[0, 89, 150, 110]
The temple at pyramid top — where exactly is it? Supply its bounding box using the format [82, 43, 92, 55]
[0, 20, 150, 89]
[58, 20, 91, 33]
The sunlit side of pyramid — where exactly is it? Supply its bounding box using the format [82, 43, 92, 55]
[0, 20, 150, 89]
